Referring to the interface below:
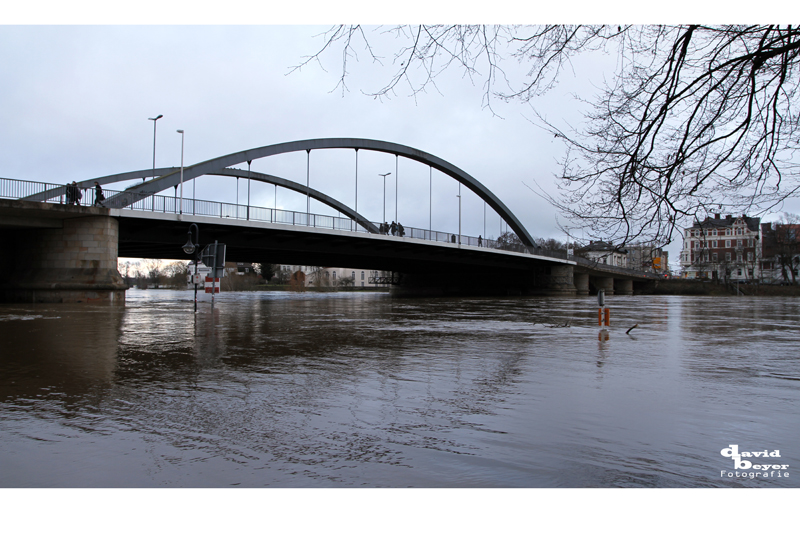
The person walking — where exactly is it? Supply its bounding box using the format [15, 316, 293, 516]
[390, 221, 397, 236]
[65, 181, 75, 205]
[94, 182, 105, 206]
[398, 223, 405, 237]
[478, 235, 482, 247]
[73, 182, 82, 206]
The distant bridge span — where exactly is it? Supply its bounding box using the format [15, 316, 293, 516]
[98, 138, 539, 248]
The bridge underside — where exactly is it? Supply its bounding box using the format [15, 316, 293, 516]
[115, 212, 566, 297]
[0, 200, 658, 302]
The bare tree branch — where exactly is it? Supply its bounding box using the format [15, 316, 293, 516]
[296, 25, 800, 247]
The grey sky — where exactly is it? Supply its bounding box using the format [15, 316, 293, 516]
[3, 17, 798, 269]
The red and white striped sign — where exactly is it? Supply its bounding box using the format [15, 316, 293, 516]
[204, 276, 220, 293]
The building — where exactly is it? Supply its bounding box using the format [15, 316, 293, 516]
[575, 241, 628, 268]
[680, 214, 761, 281]
[278, 265, 392, 288]
[626, 243, 670, 275]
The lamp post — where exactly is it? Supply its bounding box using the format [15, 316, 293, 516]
[182, 223, 200, 313]
[177, 129, 185, 217]
[379, 172, 391, 225]
[147, 115, 163, 182]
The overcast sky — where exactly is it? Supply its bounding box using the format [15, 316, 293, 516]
[4, 7, 798, 269]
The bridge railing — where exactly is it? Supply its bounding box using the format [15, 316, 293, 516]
[3, 176, 576, 261]
[1, 177, 65, 201]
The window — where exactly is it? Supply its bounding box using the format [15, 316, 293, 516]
[332, 271, 336, 279]
[737, 252, 743, 262]
[726, 228, 731, 236]
[712, 253, 718, 261]
[736, 228, 743, 235]
[748, 239, 753, 247]
[695, 241, 700, 249]
[747, 252, 753, 261]
[351, 271, 355, 279]
[726, 252, 731, 262]
[361, 271, 365, 280]
[737, 239, 743, 247]
[725, 240, 731, 248]
[712, 240, 718, 248]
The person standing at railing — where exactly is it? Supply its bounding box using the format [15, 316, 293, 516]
[66, 181, 81, 205]
[65, 181, 75, 205]
[94, 182, 105, 206]
[478, 235, 482, 247]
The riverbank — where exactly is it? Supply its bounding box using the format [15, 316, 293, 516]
[644, 279, 800, 296]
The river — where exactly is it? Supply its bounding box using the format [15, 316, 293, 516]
[1, 289, 798, 488]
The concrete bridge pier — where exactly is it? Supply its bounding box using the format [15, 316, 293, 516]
[592, 276, 615, 295]
[614, 278, 634, 296]
[573, 272, 590, 295]
[533, 264, 577, 295]
[0, 201, 127, 303]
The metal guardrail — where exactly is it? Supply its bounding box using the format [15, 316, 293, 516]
[1, 176, 594, 266]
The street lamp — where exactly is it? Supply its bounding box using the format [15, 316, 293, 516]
[182, 223, 200, 313]
[379, 172, 391, 225]
[177, 129, 184, 216]
[147, 115, 163, 182]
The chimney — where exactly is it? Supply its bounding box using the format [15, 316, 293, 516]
[715, 213, 720, 219]
[726, 215, 732, 220]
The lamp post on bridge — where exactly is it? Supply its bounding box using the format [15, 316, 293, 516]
[147, 115, 163, 183]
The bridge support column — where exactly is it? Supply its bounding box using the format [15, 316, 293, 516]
[533, 264, 577, 295]
[614, 278, 634, 296]
[592, 276, 615, 295]
[0, 201, 127, 303]
[573, 272, 590, 295]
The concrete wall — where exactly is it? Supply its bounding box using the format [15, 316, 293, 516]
[1, 211, 127, 303]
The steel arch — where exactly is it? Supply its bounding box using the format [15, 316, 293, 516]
[101, 138, 537, 248]
[22, 166, 379, 233]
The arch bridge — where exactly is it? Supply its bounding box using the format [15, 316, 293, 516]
[2, 138, 661, 302]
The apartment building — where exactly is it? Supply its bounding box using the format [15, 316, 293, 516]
[680, 214, 761, 281]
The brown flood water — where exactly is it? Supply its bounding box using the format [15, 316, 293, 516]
[1, 290, 798, 488]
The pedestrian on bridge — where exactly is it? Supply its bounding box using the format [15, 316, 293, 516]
[398, 223, 405, 237]
[478, 235, 482, 247]
[390, 221, 397, 236]
[65, 182, 75, 205]
[66, 181, 82, 205]
[94, 182, 105, 206]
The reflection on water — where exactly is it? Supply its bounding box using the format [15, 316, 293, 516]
[1, 290, 798, 487]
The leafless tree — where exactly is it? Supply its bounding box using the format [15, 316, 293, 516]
[296, 25, 800, 246]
